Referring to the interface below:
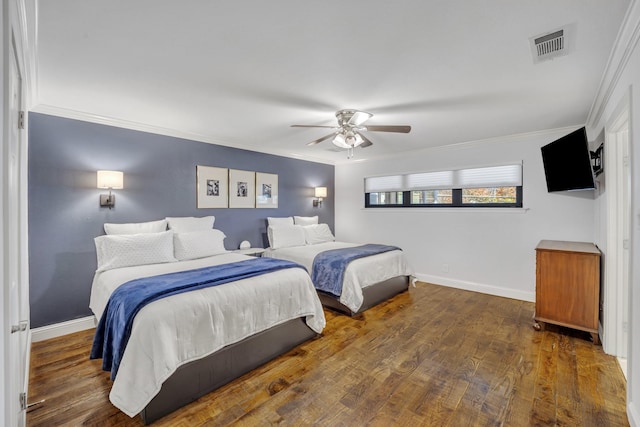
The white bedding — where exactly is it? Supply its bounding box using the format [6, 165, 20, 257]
[89, 252, 325, 417]
[263, 242, 413, 312]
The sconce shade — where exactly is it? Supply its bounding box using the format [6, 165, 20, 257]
[97, 170, 124, 189]
[315, 187, 327, 198]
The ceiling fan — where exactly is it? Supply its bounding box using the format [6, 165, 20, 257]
[291, 109, 411, 157]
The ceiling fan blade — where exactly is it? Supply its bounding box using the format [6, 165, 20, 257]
[347, 111, 373, 126]
[306, 132, 337, 146]
[363, 125, 411, 133]
[291, 124, 337, 129]
[358, 132, 373, 148]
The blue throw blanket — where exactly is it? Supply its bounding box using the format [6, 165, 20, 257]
[311, 244, 401, 297]
[90, 257, 302, 380]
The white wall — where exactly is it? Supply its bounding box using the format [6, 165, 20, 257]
[335, 128, 596, 302]
[588, 1, 640, 423]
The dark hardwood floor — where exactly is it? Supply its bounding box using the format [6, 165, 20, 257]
[27, 282, 629, 426]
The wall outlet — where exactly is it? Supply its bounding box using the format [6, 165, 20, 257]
[442, 263, 449, 273]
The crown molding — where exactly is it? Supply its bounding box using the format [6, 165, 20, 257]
[333, 125, 580, 166]
[31, 105, 581, 169]
[30, 104, 337, 166]
[587, 0, 640, 129]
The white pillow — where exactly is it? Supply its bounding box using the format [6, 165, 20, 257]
[303, 224, 335, 245]
[267, 217, 294, 227]
[174, 229, 227, 261]
[166, 216, 215, 233]
[104, 219, 167, 235]
[268, 225, 306, 249]
[95, 230, 177, 272]
[293, 216, 319, 226]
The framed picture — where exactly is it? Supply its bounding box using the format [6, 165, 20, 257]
[256, 172, 278, 208]
[196, 165, 228, 209]
[229, 169, 255, 208]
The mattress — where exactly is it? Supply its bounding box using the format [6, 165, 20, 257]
[263, 242, 413, 312]
[89, 252, 325, 417]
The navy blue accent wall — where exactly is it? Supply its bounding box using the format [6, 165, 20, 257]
[28, 113, 334, 328]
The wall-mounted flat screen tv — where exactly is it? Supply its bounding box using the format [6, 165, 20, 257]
[541, 127, 596, 192]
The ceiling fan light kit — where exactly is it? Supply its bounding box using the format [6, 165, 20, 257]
[292, 109, 411, 158]
[332, 130, 364, 149]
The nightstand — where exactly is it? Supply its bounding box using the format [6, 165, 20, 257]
[233, 248, 265, 257]
[533, 240, 601, 344]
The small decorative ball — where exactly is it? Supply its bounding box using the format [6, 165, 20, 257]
[239, 240, 251, 250]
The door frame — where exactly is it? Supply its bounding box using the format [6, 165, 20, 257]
[602, 88, 632, 359]
[2, 0, 31, 425]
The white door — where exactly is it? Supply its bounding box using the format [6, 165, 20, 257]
[7, 34, 29, 427]
[621, 125, 630, 359]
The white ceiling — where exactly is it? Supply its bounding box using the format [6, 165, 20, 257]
[34, 0, 630, 164]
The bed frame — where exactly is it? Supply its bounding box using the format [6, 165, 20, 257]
[139, 317, 318, 424]
[316, 275, 410, 316]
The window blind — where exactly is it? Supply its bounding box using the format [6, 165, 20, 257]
[364, 175, 404, 192]
[365, 164, 522, 192]
[456, 164, 522, 188]
[406, 171, 454, 190]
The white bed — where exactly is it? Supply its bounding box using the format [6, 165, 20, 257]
[90, 244, 325, 421]
[263, 241, 413, 314]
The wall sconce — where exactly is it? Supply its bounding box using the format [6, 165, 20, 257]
[97, 170, 124, 209]
[313, 187, 327, 207]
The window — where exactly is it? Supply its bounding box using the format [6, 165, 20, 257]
[364, 164, 523, 208]
[411, 189, 452, 204]
[367, 191, 404, 206]
[462, 187, 517, 204]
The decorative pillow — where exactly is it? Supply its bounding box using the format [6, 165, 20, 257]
[95, 230, 177, 272]
[293, 216, 319, 226]
[166, 216, 215, 233]
[268, 225, 306, 249]
[104, 219, 167, 235]
[267, 217, 294, 227]
[303, 224, 335, 245]
[174, 229, 227, 261]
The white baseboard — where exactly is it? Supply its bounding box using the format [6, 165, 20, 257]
[618, 357, 628, 380]
[629, 401, 640, 427]
[31, 316, 96, 342]
[30, 275, 534, 341]
[415, 273, 535, 302]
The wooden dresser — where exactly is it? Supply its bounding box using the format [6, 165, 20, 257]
[534, 240, 601, 344]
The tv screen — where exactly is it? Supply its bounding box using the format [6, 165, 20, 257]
[541, 127, 596, 192]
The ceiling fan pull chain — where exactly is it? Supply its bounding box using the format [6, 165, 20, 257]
[347, 147, 354, 159]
